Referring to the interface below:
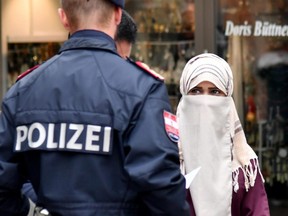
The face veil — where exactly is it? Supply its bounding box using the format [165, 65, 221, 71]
[178, 95, 232, 215]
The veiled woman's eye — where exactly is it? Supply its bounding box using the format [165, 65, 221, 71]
[210, 88, 225, 96]
[188, 86, 203, 95]
[188, 88, 202, 95]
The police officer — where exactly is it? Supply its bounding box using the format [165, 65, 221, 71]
[0, 0, 189, 215]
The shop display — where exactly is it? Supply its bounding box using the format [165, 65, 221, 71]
[256, 52, 288, 186]
[126, 0, 195, 112]
[218, 0, 288, 203]
[7, 42, 62, 88]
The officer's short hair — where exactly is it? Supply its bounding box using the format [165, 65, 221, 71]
[60, 0, 115, 30]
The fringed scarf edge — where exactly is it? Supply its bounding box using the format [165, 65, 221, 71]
[232, 158, 265, 193]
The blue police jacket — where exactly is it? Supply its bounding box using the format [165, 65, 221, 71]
[0, 30, 189, 216]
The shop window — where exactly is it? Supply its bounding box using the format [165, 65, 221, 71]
[7, 42, 62, 88]
[126, 0, 195, 112]
[217, 0, 288, 205]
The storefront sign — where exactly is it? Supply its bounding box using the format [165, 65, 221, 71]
[225, 20, 288, 37]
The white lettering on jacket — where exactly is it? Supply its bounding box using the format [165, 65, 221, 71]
[15, 122, 112, 154]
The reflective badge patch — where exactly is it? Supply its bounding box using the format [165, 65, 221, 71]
[163, 110, 179, 143]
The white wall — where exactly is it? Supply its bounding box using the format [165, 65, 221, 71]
[1, 0, 67, 96]
[2, 0, 66, 41]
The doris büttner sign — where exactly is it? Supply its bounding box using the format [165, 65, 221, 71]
[225, 21, 288, 36]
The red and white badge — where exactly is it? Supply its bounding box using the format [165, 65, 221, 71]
[163, 110, 179, 143]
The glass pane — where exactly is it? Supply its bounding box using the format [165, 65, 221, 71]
[217, 0, 288, 202]
[7, 43, 61, 88]
[126, 0, 195, 112]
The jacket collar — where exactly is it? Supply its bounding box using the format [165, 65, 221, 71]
[59, 30, 118, 55]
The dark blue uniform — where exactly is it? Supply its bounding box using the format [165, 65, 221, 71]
[0, 30, 189, 216]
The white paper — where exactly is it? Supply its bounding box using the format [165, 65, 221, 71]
[185, 166, 201, 189]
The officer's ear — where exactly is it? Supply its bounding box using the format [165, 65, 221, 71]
[58, 8, 70, 31]
[114, 7, 122, 25]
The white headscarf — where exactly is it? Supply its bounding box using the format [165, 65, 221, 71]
[179, 53, 233, 96]
[177, 53, 263, 216]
